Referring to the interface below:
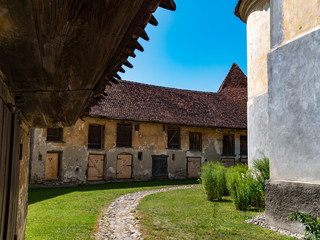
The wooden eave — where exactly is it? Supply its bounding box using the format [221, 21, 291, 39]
[0, 0, 176, 127]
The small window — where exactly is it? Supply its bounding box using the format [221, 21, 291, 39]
[88, 124, 104, 149]
[223, 135, 235, 155]
[172, 153, 175, 160]
[47, 128, 63, 142]
[240, 135, 248, 155]
[167, 127, 180, 149]
[117, 124, 132, 147]
[189, 132, 202, 151]
[138, 152, 143, 160]
[134, 124, 139, 131]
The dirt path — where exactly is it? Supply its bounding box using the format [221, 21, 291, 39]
[94, 185, 198, 240]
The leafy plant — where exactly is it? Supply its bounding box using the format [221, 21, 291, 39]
[200, 162, 226, 201]
[226, 164, 251, 210]
[225, 159, 270, 210]
[290, 211, 320, 240]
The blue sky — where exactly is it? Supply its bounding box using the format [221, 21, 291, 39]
[120, 0, 247, 92]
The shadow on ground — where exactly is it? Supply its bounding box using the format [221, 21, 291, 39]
[28, 179, 199, 205]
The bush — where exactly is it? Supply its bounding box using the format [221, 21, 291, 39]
[226, 164, 251, 210]
[226, 159, 270, 210]
[200, 162, 226, 201]
[290, 211, 320, 240]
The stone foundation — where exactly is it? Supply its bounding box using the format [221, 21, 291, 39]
[265, 180, 320, 234]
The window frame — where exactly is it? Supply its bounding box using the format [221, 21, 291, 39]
[167, 126, 181, 149]
[46, 128, 63, 142]
[222, 134, 235, 156]
[189, 132, 202, 151]
[116, 123, 132, 148]
[88, 124, 105, 149]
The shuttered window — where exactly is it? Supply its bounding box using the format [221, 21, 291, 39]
[167, 127, 180, 149]
[116, 124, 132, 147]
[223, 135, 235, 155]
[189, 132, 202, 151]
[88, 124, 104, 149]
[240, 135, 248, 155]
[47, 128, 63, 142]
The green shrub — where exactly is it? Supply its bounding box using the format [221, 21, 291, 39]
[226, 159, 270, 210]
[290, 211, 320, 240]
[200, 162, 226, 201]
[252, 158, 270, 191]
[226, 164, 251, 210]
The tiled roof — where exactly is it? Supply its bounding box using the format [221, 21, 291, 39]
[89, 63, 247, 129]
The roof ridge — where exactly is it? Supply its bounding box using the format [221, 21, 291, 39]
[110, 79, 219, 95]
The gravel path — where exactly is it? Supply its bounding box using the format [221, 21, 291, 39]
[94, 185, 198, 240]
[245, 214, 304, 239]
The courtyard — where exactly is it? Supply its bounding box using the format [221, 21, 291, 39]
[26, 180, 295, 240]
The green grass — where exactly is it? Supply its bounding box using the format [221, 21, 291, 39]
[25, 179, 197, 240]
[137, 187, 295, 240]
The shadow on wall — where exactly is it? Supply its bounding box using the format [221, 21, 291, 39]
[28, 179, 198, 205]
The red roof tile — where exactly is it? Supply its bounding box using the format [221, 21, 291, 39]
[89, 63, 247, 129]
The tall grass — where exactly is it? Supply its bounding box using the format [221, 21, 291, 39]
[200, 162, 226, 201]
[226, 159, 270, 210]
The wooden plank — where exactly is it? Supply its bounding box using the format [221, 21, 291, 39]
[87, 155, 104, 181]
[0, 99, 5, 240]
[187, 158, 201, 179]
[0, 102, 12, 239]
[45, 153, 59, 179]
[116, 154, 132, 179]
[6, 114, 21, 240]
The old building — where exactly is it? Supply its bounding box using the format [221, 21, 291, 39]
[235, 0, 320, 234]
[29, 63, 248, 184]
[0, 1, 176, 239]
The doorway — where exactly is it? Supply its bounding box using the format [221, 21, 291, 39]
[45, 152, 60, 180]
[116, 154, 132, 179]
[187, 157, 201, 178]
[87, 154, 105, 181]
[152, 155, 168, 178]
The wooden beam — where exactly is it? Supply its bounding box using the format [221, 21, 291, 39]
[140, 30, 149, 41]
[135, 41, 144, 52]
[149, 15, 158, 26]
[159, 0, 176, 11]
[114, 74, 121, 80]
[118, 67, 125, 73]
[124, 61, 133, 69]
[111, 78, 119, 84]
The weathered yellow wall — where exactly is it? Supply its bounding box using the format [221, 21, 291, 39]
[247, 0, 270, 100]
[30, 117, 247, 183]
[283, 0, 320, 43]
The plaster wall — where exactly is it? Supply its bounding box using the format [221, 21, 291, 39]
[30, 117, 247, 184]
[246, 0, 270, 164]
[282, 0, 320, 44]
[268, 13, 320, 184]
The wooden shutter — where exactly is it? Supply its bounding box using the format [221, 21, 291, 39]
[223, 135, 235, 155]
[88, 125, 104, 149]
[167, 127, 180, 149]
[240, 135, 247, 155]
[47, 128, 63, 141]
[189, 132, 202, 151]
[116, 124, 132, 147]
[0, 98, 21, 240]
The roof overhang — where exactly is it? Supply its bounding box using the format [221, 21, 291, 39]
[0, 0, 176, 127]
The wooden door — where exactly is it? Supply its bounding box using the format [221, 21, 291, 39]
[88, 155, 104, 181]
[187, 158, 201, 178]
[117, 154, 132, 179]
[45, 153, 59, 179]
[0, 98, 21, 240]
[152, 155, 168, 178]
